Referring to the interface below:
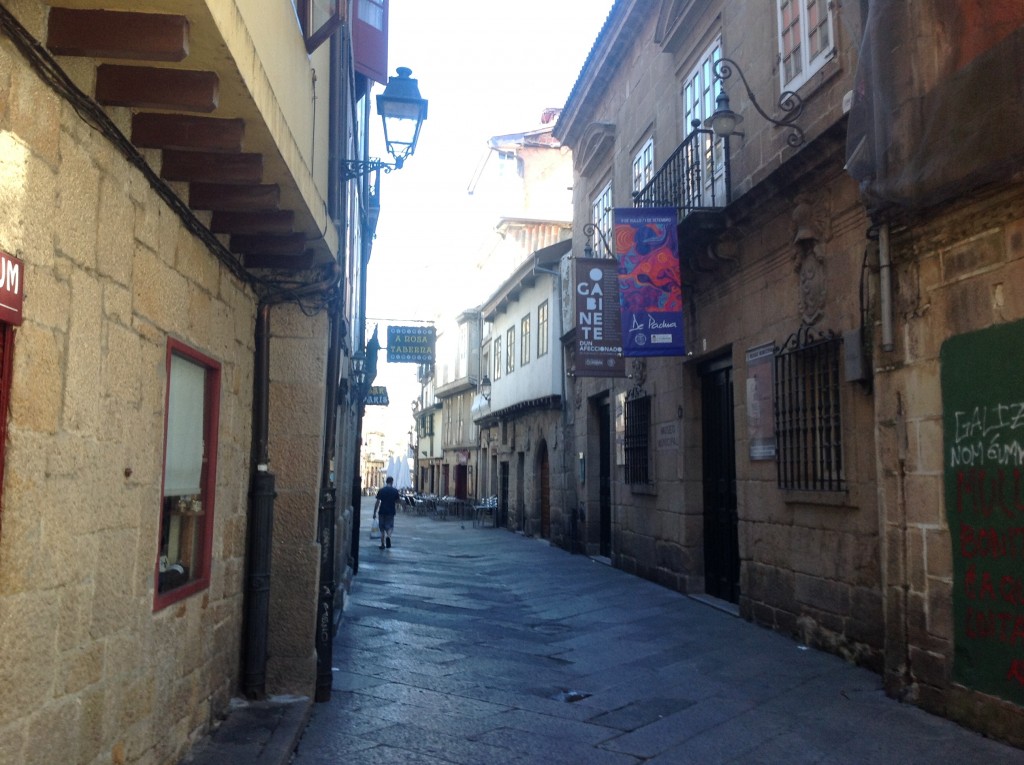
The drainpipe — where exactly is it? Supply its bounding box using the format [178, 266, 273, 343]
[314, 296, 342, 703]
[313, 21, 346, 707]
[878, 222, 894, 352]
[242, 265, 342, 700]
[243, 303, 274, 698]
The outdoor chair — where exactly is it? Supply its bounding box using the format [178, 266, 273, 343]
[473, 496, 498, 527]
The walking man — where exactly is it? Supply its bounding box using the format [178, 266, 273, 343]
[373, 477, 401, 549]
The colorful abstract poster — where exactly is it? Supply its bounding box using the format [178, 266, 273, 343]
[614, 208, 685, 357]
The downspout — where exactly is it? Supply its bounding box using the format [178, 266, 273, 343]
[313, 20, 346, 707]
[243, 265, 342, 700]
[878, 222, 894, 352]
[243, 303, 274, 698]
[348, 66, 373, 580]
[314, 296, 343, 703]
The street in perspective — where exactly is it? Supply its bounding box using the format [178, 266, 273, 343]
[290, 500, 1024, 765]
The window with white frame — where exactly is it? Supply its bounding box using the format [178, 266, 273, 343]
[591, 181, 613, 257]
[682, 38, 727, 208]
[632, 137, 654, 195]
[682, 39, 722, 133]
[777, 0, 835, 92]
[537, 300, 549, 358]
[505, 327, 515, 374]
[493, 336, 502, 380]
[156, 341, 220, 607]
[520, 314, 531, 366]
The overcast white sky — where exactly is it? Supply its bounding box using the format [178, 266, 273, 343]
[361, 0, 615, 449]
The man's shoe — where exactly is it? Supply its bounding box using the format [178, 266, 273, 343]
[385, 537, 392, 548]
[379, 542, 385, 549]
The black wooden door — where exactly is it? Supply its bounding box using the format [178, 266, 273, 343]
[701, 358, 739, 603]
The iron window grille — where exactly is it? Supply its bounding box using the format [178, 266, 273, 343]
[624, 391, 652, 485]
[774, 328, 845, 491]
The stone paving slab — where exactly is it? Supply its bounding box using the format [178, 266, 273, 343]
[272, 501, 1024, 764]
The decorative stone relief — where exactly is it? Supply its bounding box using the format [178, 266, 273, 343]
[627, 358, 648, 401]
[792, 196, 830, 327]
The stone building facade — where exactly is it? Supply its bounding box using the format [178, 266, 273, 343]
[0, 1, 381, 762]
[553, 0, 1024, 745]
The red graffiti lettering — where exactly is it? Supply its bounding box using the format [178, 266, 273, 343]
[1001, 574, 1024, 607]
[965, 608, 1024, 645]
[1008, 659, 1024, 686]
[958, 523, 1024, 560]
[961, 523, 977, 558]
[957, 469, 1024, 519]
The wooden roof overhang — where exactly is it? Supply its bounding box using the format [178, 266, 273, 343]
[36, 2, 336, 276]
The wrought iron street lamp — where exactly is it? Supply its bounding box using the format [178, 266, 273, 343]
[343, 67, 429, 180]
[704, 57, 805, 148]
[349, 351, 366, 403]
[479, 375, 491, 403]
[583, 222, 614, 259]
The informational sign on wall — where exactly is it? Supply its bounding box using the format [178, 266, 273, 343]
[746, 343, 776, 460]
[941, 318, 1024, 706]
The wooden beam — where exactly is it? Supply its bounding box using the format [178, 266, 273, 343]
[188, 183, 279, 211]
[161, 150, 263, 184]
[96, 65, 218, 112]
[132, 114, 244, 153]
[230, 233, 307, 257]
[210, 210, 294, 235]
[47, 8, 189, 62]
[243, 252, 315, 271]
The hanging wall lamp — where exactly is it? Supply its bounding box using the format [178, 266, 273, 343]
[704, 57, 805, 148]
[343, 67, 429, 180]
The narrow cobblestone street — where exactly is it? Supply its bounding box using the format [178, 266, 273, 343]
[289, 500, 1024, 764]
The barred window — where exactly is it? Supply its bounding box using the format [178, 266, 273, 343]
[774, 332, 844, 491]
[624, 394, 651, 485]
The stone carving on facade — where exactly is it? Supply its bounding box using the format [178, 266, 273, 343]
[627, 358, 648, 400]
[792, 196, 830, 326]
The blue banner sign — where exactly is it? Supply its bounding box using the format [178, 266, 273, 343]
[614, 208, 685, 357]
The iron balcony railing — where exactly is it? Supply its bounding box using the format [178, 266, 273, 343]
[632, 126, 731, 216]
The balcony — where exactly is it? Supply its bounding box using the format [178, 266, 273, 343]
[632, 126, 731, 269]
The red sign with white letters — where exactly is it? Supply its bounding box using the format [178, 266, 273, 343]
[0, 251, 23, 326]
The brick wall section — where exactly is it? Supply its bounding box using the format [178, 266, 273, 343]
[0, 27, 258, 765]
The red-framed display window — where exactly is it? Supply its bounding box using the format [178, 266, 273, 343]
[153, 339, 221, 611]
